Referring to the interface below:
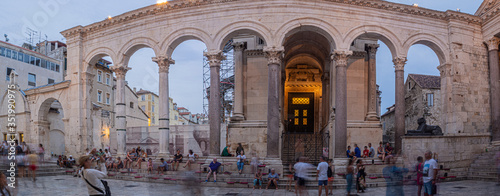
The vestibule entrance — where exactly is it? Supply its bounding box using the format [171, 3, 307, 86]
[287, 92, 314, 133]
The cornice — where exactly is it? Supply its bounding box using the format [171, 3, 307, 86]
[246, 49, 264, 57]
[60, 0, 483, 39]
[24, 80, 71, 96]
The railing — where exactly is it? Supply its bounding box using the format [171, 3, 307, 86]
[281, 131, 330, 165]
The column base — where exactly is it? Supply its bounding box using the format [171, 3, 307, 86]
[230, 114, 245, 121]
[157, 152, 171, 159]
[365, 113, 380, 121]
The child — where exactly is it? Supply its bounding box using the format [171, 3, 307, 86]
[363, 146, 370, 158]
[147, 158, 154, 174]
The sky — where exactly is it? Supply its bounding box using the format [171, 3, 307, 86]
[0, 0, 484, 114]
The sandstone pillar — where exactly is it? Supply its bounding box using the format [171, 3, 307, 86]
[204, 51, 224, 156]
[231, 42, 245, 121]
[152, 56, 175, 156]
[487, 37, 500, 143]
[264, 46, 284, 158]
[333, 50, 352, 158]
[110, 65, 131, 157]
[393, 57, 407, 152]
[366, 44, 380, 121]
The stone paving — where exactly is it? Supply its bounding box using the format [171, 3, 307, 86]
[14, 176, 500, 196]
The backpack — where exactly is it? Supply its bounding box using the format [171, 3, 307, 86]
[82, 169, 111, 196]
[327, 166, 333, 178]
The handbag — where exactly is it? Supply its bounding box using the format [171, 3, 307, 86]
[82, 170, 111, 196]
[432, 184, 437, 195]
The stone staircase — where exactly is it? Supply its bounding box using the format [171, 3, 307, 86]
[467, 145, 500, 181]
[0, 159, 69, 177]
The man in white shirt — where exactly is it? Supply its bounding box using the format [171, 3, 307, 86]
[79, 154, 108, 196]
[423, 150, 438, 196]
[317, 156, 329, 196]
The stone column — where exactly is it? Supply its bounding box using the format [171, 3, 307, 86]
[333, 50, 352, 158]
[152, 56, 175, 156]
[487, 37, 500, 143]
[393, 57, 407, 152]
[264, 46, 284, 158]
[110, 65, 131, 157]
[231, 42, 245, 121]
[204, 51, 225, 156]
[366, 44, 380, 121]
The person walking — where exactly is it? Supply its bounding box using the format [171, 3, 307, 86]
[79, 154, 109, 196]
[416, 156, 424, 196]
[346, 159, 354, 196]
[423, 150, 438, 196]
[317, 156, 329, 196]
[38, 144, 45, 163]
[356, 159, 366, 193]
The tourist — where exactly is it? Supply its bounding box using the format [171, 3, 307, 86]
[328, 159, 335, 195]
[496, 150, 500, 185]
[147, 158, 154, 174]
[354, 144, 361, 158]
[368, 143, 375, 158]
[85, 148, 91, 155]
[250, 152, 259, 174]
[79, 154, 109, 196]
[68, 155, 76, 165]
[157, 158, 168, 174]
[294, 157, 308, 195]
[27, 151, 38, 181]
[136, 146, 142, 155]
[363, 146, 370, 158]
[106, 156, 114, 170]
[236, 143, 244, 156]
[124, 149, 135, 169]
[57, 156, 64, 167]
[383, 155, 408, 196]
[21, 142, 28, 155]
[16, 147, 26, 178]
[38, 144, 45, 162]
[172, 149, 183, 171]
[0, 172, 12, 196]
[1, 141, 8, 157]
[416, 156, 424, 196]
[356, 159, 366, 193]
[205, 158, 222, 182]
[377, 142, 384, 160]
[423, 150, 438, 196]
[266, 168, 279, 190]
[134, 149, 147, 169]
[98, 149, 104, 157]
[113, 157, 124, 172]
[346, 158, 354, 196]
[286, 163, 294, 192]
[317, 156, 329, 196]
[295, 139, 305, 160]
[221, 143, 233, 156]
[384, 143, 393, 163]
[253, 168, 263, 189]
[183, 149, 198, 170]
[346, 146, 353, 158]
[236, 151, 246, 174]
[104, 149, 111, 161]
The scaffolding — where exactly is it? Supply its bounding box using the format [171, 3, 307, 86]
[203, 40, 235, 122]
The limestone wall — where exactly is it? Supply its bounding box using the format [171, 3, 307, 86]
[402, 135, 490, 178]
[244, 53, 268, 121]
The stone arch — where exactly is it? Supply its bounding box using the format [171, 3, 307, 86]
[160, 27, 212, 57]
[342, 25, 403, 58]
[286, 54, 323, 71]
[84, 47, 118, 72]
[38, 97, 65, 122]
[402, 33, 450, 65]
[117, 36, 161, 65]
[213, 20, 272, 50]
[275, 17, 341, 50]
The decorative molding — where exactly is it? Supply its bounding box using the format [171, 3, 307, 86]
[152, 56, 175, 73]
[204, 51, 225, 67]
[110, 66, 131, 79]
[263, 46, 284, 65]
[393, 56, 407, 71]
[245, 49, 264, 57]
[332, 50, 353, 67]
[486, 37, 500, 51]
[60, 0, 482, 39]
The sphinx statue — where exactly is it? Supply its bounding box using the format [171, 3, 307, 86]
[406, 118, 443, 136]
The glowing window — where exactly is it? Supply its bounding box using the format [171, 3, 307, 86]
[292, 98, 310, 105]
[303, 118, 307, 125]
[294, 118, 299, 125]
[303, 110, 307, 117]
[294, 110, 299, 117]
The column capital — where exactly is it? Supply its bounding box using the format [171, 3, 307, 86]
[152, 56, 175, 73]
[263, 46, 284, 65]
[366, 44, 380, 58]
[204, 51, 225, 68]
[393, 56, 407, 71]
[232, 42, 245, 52]
[486, 37, 500, 51]
[437, 63, 452, 77]
[110, 65, 131, 79]
[331, 50, 353, 67]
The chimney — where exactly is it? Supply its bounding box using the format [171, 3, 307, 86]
[133, 87, 137, 92]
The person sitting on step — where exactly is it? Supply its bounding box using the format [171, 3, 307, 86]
[266, 168, 279, 190]
[205, 158, 222, 182]
[253, 168, 263, 189]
